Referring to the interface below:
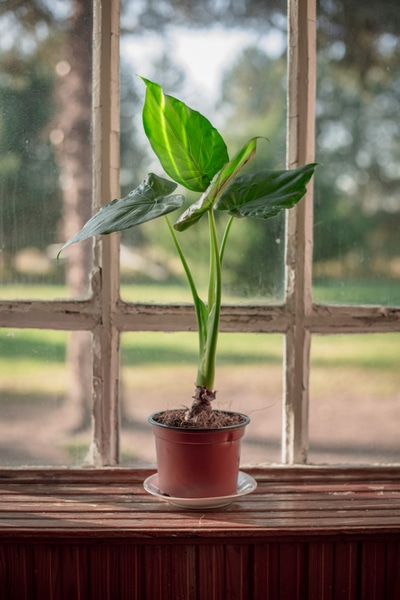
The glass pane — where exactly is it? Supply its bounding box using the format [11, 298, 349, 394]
[120, 332, 282, 466]
[0, 328, 92, 466]
[309, 334, 400, 464]
[119, 2, 287, 304]
[314, 4, 400, 306]
[0, 2, 93, 300]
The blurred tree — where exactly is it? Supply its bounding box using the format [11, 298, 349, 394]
[216, 46, 287, 298]
[2, 0, 400, 282]
[0, 53, 60, 271]
[314, 3, 400, 283]
[212, 2, 400, 289]
[51, 0, 93, 431]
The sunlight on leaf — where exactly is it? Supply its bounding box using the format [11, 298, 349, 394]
[141, 77, 229, 192]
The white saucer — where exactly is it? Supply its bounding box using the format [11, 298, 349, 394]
[143, 471, 257, 509]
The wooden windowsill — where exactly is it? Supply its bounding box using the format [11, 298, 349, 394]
[1, 466, 400, 541]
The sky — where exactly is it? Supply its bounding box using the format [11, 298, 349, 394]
[121, 24, 286, 110]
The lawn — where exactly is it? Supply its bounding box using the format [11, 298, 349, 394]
[2, 277, 400, 305]
[0, 327, 398, 389]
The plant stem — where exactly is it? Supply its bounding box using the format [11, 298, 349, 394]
[195, 209, 222, 391]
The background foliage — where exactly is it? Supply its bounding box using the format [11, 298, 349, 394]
[0, 0, 399, 302]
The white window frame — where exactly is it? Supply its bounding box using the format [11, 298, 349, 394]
[1, 0, 399, 468]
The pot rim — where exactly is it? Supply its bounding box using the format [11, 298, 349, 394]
[148, 409, 250, 431]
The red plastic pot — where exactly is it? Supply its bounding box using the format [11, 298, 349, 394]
[149, 411, 250, 498]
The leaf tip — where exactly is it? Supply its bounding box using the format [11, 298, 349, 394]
[56, 243, 68, 262]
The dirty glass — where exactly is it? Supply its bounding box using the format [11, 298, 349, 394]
[0, 1, 93, 300]
[313, 2, 400, 306]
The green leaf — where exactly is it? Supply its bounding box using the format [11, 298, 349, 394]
[57, 173, 184, 257]
[215, 163, 318, 219]
[173, 137, 259, 232]
[141, 77, 229, 193]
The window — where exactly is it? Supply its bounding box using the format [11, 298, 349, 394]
[0, 0, 399, 468]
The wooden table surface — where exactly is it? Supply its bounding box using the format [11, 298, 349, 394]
[1, 466, 400, 540]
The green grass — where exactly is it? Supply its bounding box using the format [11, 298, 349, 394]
[0, 285, 71, 301]
[0, 329, 67, 363]
[313, 279, 400, 306]
[0, 328, 398, 408]
[3, 278, 400, 305]
[121, 331, 282, 366]
[0, 328, 398, 373]
[0, 282, 277, 304]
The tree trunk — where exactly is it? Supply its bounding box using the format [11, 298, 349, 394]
[53, 0, 93, 431]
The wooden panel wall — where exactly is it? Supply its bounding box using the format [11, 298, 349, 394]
[1, 537, 400, 600]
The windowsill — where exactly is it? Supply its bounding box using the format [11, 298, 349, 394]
[1, 466, 400, 541]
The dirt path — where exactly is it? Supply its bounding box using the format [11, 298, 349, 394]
[0, 364, 399, 467]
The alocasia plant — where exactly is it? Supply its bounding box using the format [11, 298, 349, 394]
[59, 78, 317, 422]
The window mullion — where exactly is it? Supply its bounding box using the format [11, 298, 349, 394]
[91, 0, 121, 466]
[283, 0, 316, 464]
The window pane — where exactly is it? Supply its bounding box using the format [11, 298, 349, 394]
[119, 2, 287, 304]
[309, 334, 400, 463]
[314, 4, 400, 306]
[120, 332, 282, 466]
[0, 2, 93, 300]
[0, 328, 92, 466]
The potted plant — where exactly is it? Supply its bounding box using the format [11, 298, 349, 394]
[59, 78, 317, 504]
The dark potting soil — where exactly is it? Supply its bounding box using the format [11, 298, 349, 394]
[153, 408, 246, 429]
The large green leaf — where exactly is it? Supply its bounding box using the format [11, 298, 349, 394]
[57, 173, 184, 257]
[141, 77, 229, 193]
[173, 137, 259, 232]
[215, 163, 318, 219]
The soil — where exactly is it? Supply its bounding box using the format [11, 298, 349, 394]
[152, 408, 246, 429]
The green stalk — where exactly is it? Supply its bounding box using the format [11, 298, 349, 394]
[195, 209, 222, 391]
[167, 211, 231, 394]
[207, 209, 217, 311]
